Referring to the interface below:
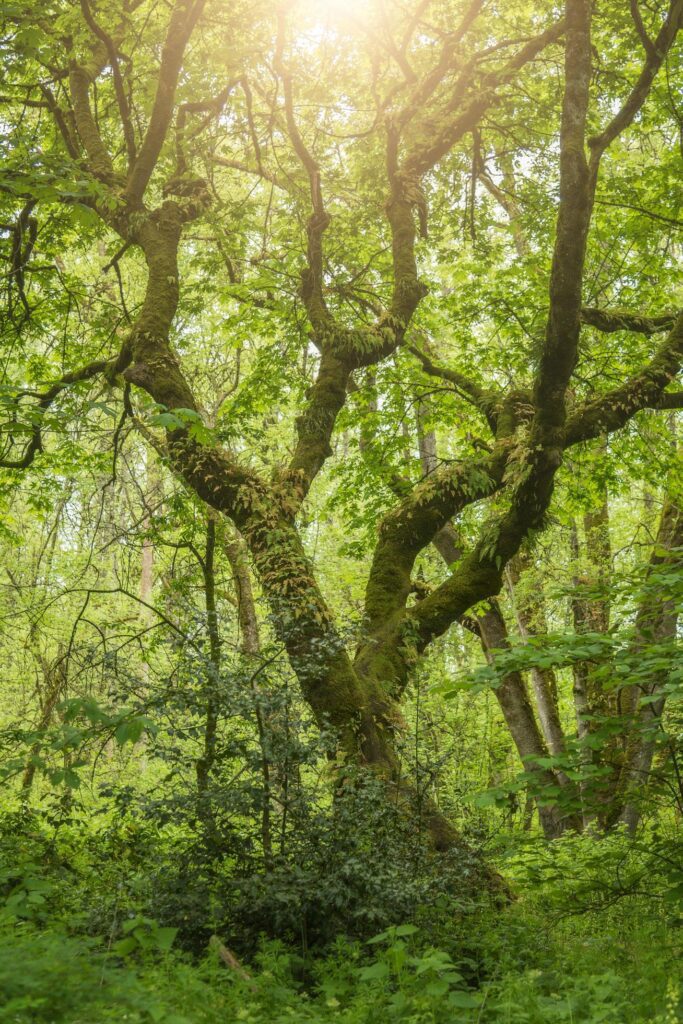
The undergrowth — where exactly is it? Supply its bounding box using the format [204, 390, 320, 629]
[1, 808, 681, 1024]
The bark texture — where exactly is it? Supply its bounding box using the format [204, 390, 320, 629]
[4, 0, 682, 874]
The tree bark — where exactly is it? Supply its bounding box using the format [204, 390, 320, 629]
[506, 556, 569, 762]
[22, 649, 68, 795]
[618, 494, 682, 832]
[222, 526, 275, 866]
[418, 412, 576, 837]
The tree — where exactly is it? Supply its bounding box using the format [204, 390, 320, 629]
[1, 0, 681, 864]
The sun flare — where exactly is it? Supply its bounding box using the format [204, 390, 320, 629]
[308, 0, 371, 24]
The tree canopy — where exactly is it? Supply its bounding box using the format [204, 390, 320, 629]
[0, 0, 682, 1019]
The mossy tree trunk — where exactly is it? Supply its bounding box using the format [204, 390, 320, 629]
[3, 0, 683, 878]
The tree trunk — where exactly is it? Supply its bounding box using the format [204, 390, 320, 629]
[420, 413, 576, 838]
[506, 556, 568, 761]
[618, 495, 682, 832]
[195, 513, 222, 846]
[22, 649, 67, 795]
[569, 496, 615, 828]
[222, 525, 275, 867]
[476, 600, 579, 838]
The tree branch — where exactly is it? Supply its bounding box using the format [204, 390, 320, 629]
[407, 340, 500, 431]
[655, 391, 683, 409]
[566, 311, 683, 445]
[389, 0, 594, 657]
[404, 18, 565, 177]
[125, 0, 207, 204]
[274, 7, 330, 331]
[588, 0, 683, 169]
[0, 353, 127, 469]
[69, 64, 116, 182]
[79, 0, 137, 166]
[581, 307, 678, 335]
[630, 0, 657, 56]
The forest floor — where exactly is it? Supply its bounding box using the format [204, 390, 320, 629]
[1, 812, 681, 1024]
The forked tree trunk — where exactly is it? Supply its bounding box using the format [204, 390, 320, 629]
[419, 414, 577, 838]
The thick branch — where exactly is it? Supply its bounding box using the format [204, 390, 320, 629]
[284, 350, 352, 499]
[655, 392, 683, 409]
[79, 0, 136, 165]
[533, 0, 592, 443]
[566, 311, 683, 445]
[359, 442, 510, 657]
[125, 0, 207, 204]
[580, 307, 678, 335]
[381, 0, 594, 659]
[630, 0, 657, 56]
[404, 308, 683, 653]
[69, 64, 116, 182]
[404, 19, 564, 177]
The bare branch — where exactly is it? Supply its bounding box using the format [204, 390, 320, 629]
[0, 353, 127, 469]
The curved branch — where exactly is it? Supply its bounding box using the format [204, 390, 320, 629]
[408, 310, 683, 651]
[588, 0, 683, 168]
[407, 341, 500, 431]
[175, 81, 236, 177]
[358, 442, 510, 663]
[396, 0, 485, 131]
[566, 311, 683, 445]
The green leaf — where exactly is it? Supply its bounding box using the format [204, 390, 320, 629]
[357, 961, 390, 980]
[112, 937, 138, 956]
[448, 990, 483, 1008]
[154, 926, 178, 952]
